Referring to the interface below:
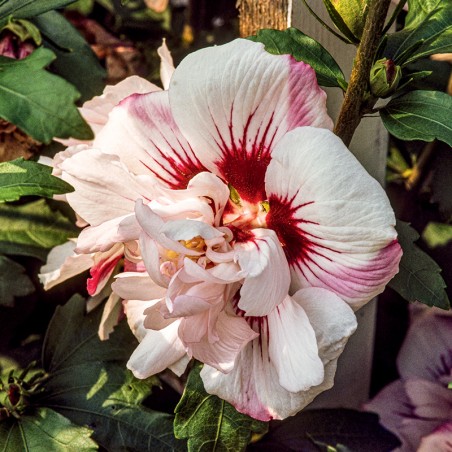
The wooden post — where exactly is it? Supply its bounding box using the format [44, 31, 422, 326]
[238, 1, 393, 409]
[237, 0, 291, 37]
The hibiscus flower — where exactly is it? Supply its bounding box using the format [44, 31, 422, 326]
[48, 38, 401, 420]
[365, 311, 452, 451]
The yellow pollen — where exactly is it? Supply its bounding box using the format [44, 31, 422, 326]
[166, 249, 179, 260]
[180, 236, 206, 252]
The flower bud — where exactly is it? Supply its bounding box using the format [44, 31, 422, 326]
[370, 58, 402, 98]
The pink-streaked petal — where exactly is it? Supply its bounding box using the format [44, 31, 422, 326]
[169, 39, 332, 202]
[98, 292, 122, 340]
[87, 244, 123, 296]
[201, 335, 338, 421]
[267, 296, 323, 393]
[60, 149, 155, 226]
[235, 228, 290, 316]
[157, 39, 174, 90]
[186, 311, 258, 373]
[95, 90, 206, 188]
[265, 127, 401, 309]
[58, 75, 159, 146]
[39, 240, 93, 290]
[292, 287, 357, 362]
[127, 321, 187, 379]
[112, 272, 167, 301]
[418, 422, 452, 452]
[397, 313, 452, 382]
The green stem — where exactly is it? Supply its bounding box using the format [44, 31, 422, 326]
[334, 0, 392, 147]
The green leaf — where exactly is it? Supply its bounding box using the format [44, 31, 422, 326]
[381, 90, 452, 146]
[384, 1, 452, 65]
[422, 222, 452, 248]
[405, 0, 446, 28]
[37, 295, 185, 451]
[249, 28, 347, 89]
[31, 11, 106, 103]
[389, 221, 450, 310]
[0, 0, 76, 27]
[0, 47, 93, 143]
[174, 362, 268, 452]
[249, 409, 400, 452]
[0, 199, 78, 261]
[0, 407, 98, 451]
[0, 255, 34, 306]
[41, 294, 135, 371]
[0, 158, 74, 203]
[321, 0, 368, 42]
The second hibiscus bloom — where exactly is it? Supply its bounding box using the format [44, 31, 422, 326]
[48, 39, 402, 421]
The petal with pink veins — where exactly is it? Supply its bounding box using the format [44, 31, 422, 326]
[94, 90, 206, 188]
[265, 127, 401, 309]
[234, 228, 290, 316]
[169, 39, 332, 202]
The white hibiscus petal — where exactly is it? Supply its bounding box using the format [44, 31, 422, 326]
[60, 149, 155, 226]
[127, 321, 186, 379]
[267, 296, 324, 393]
[157, 38, 175, 90]
[76, 214, 136, 253]
[135, 200, 209, 257]
[112, 272, 167, 301]
[235, 229, 290, 316]
[265, 127, 401, 309]
[187, 311, 258, 373]
[170, 39, 332, 203]
[292, 287, 357, 362]
[98, 292, 122, 341]
[39, 241, 93, 290]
